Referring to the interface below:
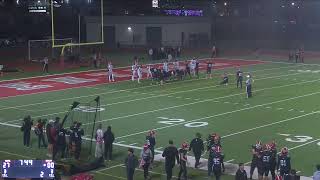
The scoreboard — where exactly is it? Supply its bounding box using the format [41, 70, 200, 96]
[1, 160, 55, 179]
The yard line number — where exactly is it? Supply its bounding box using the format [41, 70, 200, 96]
[157, 117, 208, 128]
[279, 133, 320, 146]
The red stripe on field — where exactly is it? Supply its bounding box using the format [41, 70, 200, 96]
[0, 59, 264, 98]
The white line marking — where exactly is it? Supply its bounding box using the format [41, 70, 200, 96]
[224, 102, 230, 104]
[300, 110, 305, 113]
[222, 112, 319, 138]
[86, 79, 320, 126]
[116, 141, 125, 144]
[265, 106, 272, 109]
[156, 147, 163, 150]
[115, 93, 320, 139]
[185, 98, 191, 100]
[225, 159, 235, 163]
[289, 109, 294, 111]
[277, 108, 284, 110]
[128, 143, 138, 146]
[278, 133, 291, 136]
[0, 69, 307, 112]
[96, 163, 124, 172]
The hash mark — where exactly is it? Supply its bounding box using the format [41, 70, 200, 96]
[288, 109, 294, 112]
[185, 98, 191, 100]
[300, 110, 305, 113]
[265, 107, 272, 109]
[128, 143, 138, 146]
[277, 108, 284, 110]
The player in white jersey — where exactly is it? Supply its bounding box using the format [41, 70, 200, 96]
[107, 62, 115, 82]
[131, 63, 137, 81]
[146, 65, 153, 79]
[137, 65, 143, 83]
[163, 61, 169, 73]
[190, 58, 196, 77]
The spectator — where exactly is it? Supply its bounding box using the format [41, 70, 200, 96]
[140, 144, 153, 180]
[146, 130, 156, 166]
[125, 148, 139, 180]
[162, 140, 179, 180]
[21, 115, 33, 147]
[46, 120, 54, 157]
[95, 124, 104, 159]
[313, 165, 320, 180]
[103, 126, 115, 161]
[235, 163, 248, 180]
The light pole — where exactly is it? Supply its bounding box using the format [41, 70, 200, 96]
[128, 26, 134, 47]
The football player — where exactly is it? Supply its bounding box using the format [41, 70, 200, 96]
[131, 62, 137, 81]
[269, 141, 277, 180]
[185, 61, 191, 78]
[190, 58, 196, 77]
[137, 65, 143, 84]
[210, 146, 224, 180]
[261, 144, 272, 180]
[146, 64, 153, 79]
[178, 142, 189, 180]
[107, 61, 115, 82]
[220, 72, 229, 86]
[277, 147, 291, 177]
[250, 141, 263, 180]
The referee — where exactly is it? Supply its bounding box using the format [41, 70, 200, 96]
[246, 74, 253, 98]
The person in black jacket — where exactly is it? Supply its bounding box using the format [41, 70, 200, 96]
[189, 133, 204, 168]
[103, 126, 115, 161]
[146, 130, 156, 165]
[21, 115, 33, 147]
[235, 163, 248, 180]
[162, 140, 180, 180]
[35, 118, 47, 149]
[53, 124, 68, 160]
[125, 148, 139, 180]
[70, 122, 84, 160]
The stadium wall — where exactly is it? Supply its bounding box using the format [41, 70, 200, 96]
[85, 16, 212, 48]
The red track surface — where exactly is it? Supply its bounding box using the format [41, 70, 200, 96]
[0, 59, 264, 98]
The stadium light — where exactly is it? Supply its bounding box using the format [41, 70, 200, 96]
[16, 0, 19, 5]
[128, 26, 132, 32]
[224, 2, 227, 6]
[38, 0, 41, 3]
[291, 2, 295, 6]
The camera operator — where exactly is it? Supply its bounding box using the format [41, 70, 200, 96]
[53, 123, 69, 160]
[35, 118, 47, 149]
[70, 122, 84, 160]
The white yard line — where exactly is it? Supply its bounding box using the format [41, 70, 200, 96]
[0, 61, 304, 110]
[221, 111, 320, 139]
[225, 159, 235, 163]
[96, 163, 124, 172]
[85, 78, 320, 126]
[114, 91, 320, 139]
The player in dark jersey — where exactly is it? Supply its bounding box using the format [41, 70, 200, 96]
[220, 72, 228, 86]
[210, 146, 224, 180]
[236, 68, 243, 88]
[178, 142, 189, 180]
[269, 141, 277, 180]
[206, 61, 213, 79]
[277, 147, 291, 177]
[250, 141, 263, 180]
[261, 144, 272, 180]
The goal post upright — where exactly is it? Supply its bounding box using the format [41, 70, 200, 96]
[51, 0, 104, 51]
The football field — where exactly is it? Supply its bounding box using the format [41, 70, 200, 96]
[0, 58, 320, 179]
